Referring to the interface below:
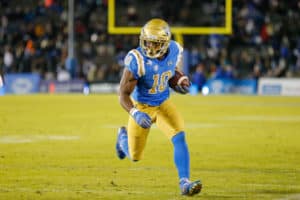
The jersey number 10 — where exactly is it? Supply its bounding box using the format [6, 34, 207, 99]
[148, 70, 172, 94]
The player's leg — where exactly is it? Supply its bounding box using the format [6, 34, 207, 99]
[156, 99, 202, 196]
[127, 116, 150, 161]
[116, 102, 156, 161]
[116, 118, 150, 161]
[116, 126, 128, 159]
[156, 99, 189, 178]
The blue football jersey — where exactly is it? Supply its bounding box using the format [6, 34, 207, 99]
[124, 40, 183, 106]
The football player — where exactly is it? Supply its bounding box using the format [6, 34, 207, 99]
[116, 18, 202, 196]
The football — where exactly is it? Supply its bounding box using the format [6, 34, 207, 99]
[168, 70, 189, 89]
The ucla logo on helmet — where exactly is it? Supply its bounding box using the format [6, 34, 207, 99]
[163, 27, 170, 36]
[149, 34, 158, 40]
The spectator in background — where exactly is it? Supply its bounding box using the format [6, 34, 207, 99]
[127, 4, 138, 26]
[223, 64, 235, 79]
[3, 45, 14, 73]
[191, 63, 206, 92]
[0, 60, 4, 87]
[0, 0, 299, 82]
[57, 65, 71, 82]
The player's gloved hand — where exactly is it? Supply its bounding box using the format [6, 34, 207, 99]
[174, 85, 190, 94]
[129, 108, 152, 129]
[174, 76, 190, 94]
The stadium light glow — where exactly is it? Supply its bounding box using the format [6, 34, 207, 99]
[202, 86, 210, 96]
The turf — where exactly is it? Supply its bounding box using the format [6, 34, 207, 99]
[0, 94, 300, 200]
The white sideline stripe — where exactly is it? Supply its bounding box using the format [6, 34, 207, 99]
[223, 115, 300, 122]
[277, 194, 300, 200]
[103, 115, 300, 130]
[190, 101, 300, 107]
[103, 123, 222, 129]
[0, 135, 80, 144]
[186, 123, 221, 128]
[243, 183, 299, 188]
[0, 187, 151, 195]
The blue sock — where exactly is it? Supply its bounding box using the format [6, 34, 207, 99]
[172, 132, 190, 180]
[119, 132, 130, 158]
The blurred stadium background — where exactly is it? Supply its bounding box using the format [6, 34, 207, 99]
[0, 0, 300, 95]
[1, 1, 300, 200]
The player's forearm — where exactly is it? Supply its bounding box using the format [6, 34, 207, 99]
[119, 93, 134, 113]
[118, 68, 137, 113]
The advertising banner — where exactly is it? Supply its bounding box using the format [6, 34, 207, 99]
[258, 78, 300, 96]
[89, 83, 119, 93]
[4, 73, 40, 94]
[40, 80, 85, 93]
[205, 78, 257, 95]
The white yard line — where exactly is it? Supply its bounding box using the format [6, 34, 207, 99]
[223, 115, 300, 122]
[190, 101, 300, 107]
[103, 123, 222, 129]
[0, 135, 80, 144]
[276, 194, 300, 200]
[0, 186, 151, 195]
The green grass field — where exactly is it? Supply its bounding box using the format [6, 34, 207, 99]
[0, 94, 300, 200]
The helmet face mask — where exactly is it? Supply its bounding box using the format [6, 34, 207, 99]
[140, 19, 171, 59]
[142, 40, 166, 58]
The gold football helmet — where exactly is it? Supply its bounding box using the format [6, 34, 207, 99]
[140, 18, 171, 58]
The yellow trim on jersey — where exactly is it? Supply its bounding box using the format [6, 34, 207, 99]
[131, 49, 145, 77]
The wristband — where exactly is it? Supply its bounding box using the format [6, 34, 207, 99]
[129, 107, 139, 116]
